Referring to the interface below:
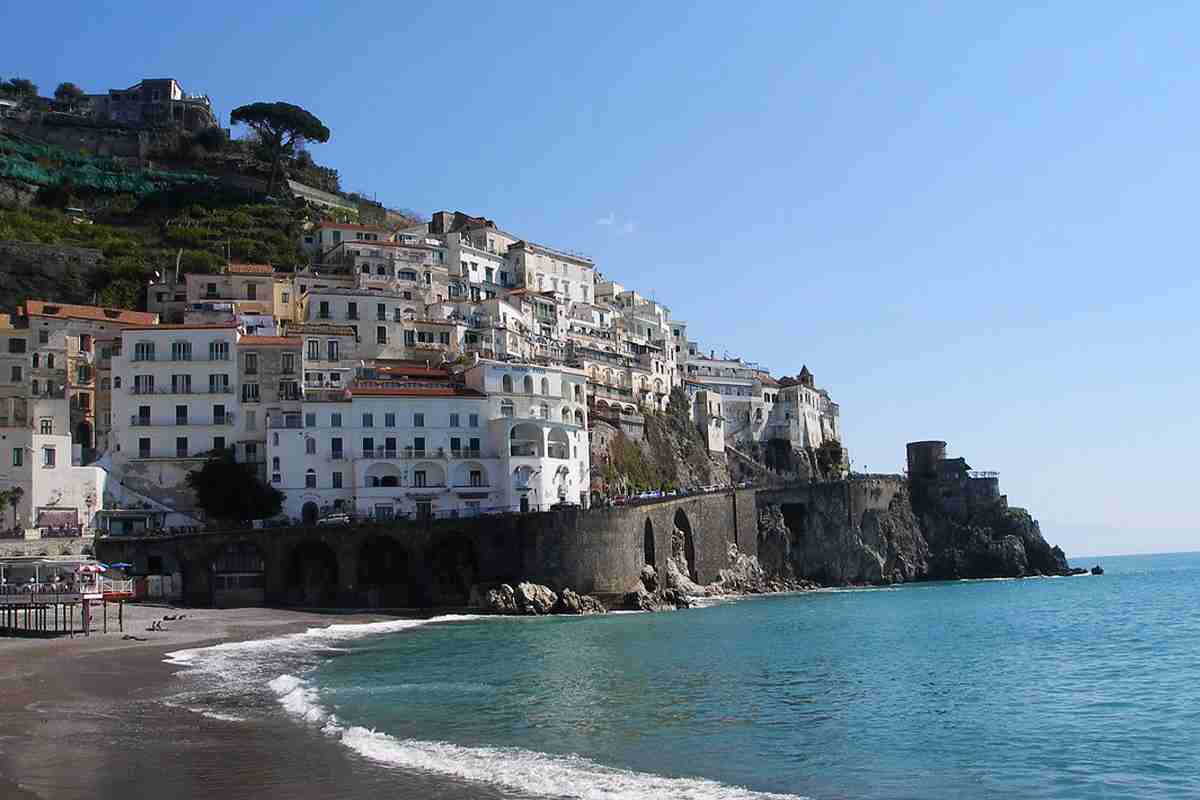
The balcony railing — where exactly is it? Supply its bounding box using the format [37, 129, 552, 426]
[130, 386, 233, 395]
[129, 413, 235, 427]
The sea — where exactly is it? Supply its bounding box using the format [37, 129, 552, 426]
[165, 552, 1200, 800]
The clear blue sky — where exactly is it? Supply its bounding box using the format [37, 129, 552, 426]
[7, 2, 1198, 556]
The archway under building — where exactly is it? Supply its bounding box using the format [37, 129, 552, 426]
[357, 536, 411, 608]
[643, 519, 656, 567]
[301, 502, 319, 526]
[674, 508, 698, 582]
[287, 540, 339, 606]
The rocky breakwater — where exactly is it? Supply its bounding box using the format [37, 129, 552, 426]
[755, 476, 1073, 586]
[483, 581, 607, 616]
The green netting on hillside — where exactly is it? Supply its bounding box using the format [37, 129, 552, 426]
[0, 138, 218, 196]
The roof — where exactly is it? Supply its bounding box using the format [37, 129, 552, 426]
[239, 336, 300, 347]
[122, 323, 239, 332]
[225, 263, 275, 275]
[22, 300, 157, 326]
[285, 323, 357, 336]
[369, 362, 453, 378]
[315, 221, 390, 233]
[351, 385, 487, 398]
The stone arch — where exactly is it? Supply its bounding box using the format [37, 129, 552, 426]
[410, 461, 446, 487]
[301, 501, 319, 526]
[451, 460, 489, 488]
[674, 508, 698, 582]
[523, 375, 534, 394]
[510, 423, 543, 457]
[502, 374, 513, 393]
[287, 540, 339, 606]
[644, 519, 656, 567]
[357, 536, 411, 608]
[365, 462, 402, 488]
[547, 428, 570, 459]
[210, 540, 266, 608]
[429, 536, 478, 605]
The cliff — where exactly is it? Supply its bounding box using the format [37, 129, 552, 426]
[755, 479, 1070, 586]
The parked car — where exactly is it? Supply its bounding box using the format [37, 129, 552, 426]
[317, 513, 352, 527]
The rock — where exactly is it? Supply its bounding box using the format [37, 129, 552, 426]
[555, 588, 607, 615]
[514, 582, 558, 615]
[639, 565, 659, 593]
[484, 584, 518, 614]
[578, 594, 607, 614]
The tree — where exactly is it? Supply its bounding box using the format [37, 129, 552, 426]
[186, 448, 283, 524]
[230, 101, 330, 197]
[2, 77, 38, 98]
[4, 486, 24, 529]
[53, 81, 85, 108]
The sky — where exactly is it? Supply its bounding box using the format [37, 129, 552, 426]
[6, 2, 1199, 556]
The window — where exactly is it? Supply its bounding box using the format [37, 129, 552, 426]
[175, 437, 188, 458]
[439, 331, 450, 345]
[362, 437, 374, 456]
[12, 447, 22, 467]
[332, 471, 343, 489]
[376, 326, 387, 345]
[172, 374, 192, 394]
[413, 413, 424, 427]
[281, 292, 290, 305]
[362, 413, 373, 428]
[245, 410, 256, 431]
[502, 375, 513, 393]
[137, 405, 150, 425]
[32, 353, 38, 368]
[213, 436, 225, 452]
[305, 412, 317, 428]
[246, 442, 258, 461]
[101, 377, 111, 390]
[465, 501, 481, 517]
[376, 303, 387, 321]
[318, 301, 330, 319]
[172, 341, 191, 361]
[384, 413, 395, 428]
[347, 302, 358, 320]
[523, 376, 534, 394]
[416, 500, 432, 520]
[10, 366, 21, 383]
[244, 353, 258, 374]
[272, 456, 281, 471]
[175, 405, 188, 425]
[7, 338, 26, 354]
[305, 438, 316, 455]
[327, 340, 339, 361]
[272, 473, 281, 484]
[209, 374, 229, 393]
[331, 437, 343, 458]
[213, 404, 227, 425]
[305, 469, 317, 488]
[470, 470, 484, 487]
[449, 413, 460, 428]
[469, 437, 480, 453]
[404, 330, 415, 347]
[46, 354, 55, 369]
[539, 403, 550, 419]
[281, 353, 296, 374]
[246, 283, 257, 300]
[31, 379, 39, 396]
[469, 413, 479, 428]
[209, 341, 229, 361]
[414, 470, 427, 488]
[242, 382, 260, 402]
[138, 438, 151, 458]
[501, 400, 514, 418]
[541, 378, 549, 395]
[307, 339, 320, 360]
[450, 436, 461, 454]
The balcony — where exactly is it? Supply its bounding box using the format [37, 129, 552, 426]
[129, 413, 235, 427]
[448, 449, 485, 459]
[131, 385, 234, 396]
[0, 414, 29, 428]
[267, 416, 304, 429]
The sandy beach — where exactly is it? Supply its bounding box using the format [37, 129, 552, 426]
[0, 604, 438, 800]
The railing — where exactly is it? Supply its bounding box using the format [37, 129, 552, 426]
[129, 414, 235, 426]
[267, 417, 304, 429]
[40, 526, 82, 538]
[968, 471, 999, 479]
[131, 386, 234, 395]
[0, 416, 29, 428]
[362, 447, 448, 459]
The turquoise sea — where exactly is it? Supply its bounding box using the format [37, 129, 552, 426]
[170, 552, 1200, 799]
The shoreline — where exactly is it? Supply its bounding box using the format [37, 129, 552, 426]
[0, 604, 422, 800]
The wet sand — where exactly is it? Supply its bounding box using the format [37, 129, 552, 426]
[0, 604, 508, 800]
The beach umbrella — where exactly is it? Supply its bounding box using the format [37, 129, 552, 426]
[75, 564, 106, 574]
[109, 562, 133, 569]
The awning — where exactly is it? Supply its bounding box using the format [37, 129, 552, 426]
[36, 509, 78, 528]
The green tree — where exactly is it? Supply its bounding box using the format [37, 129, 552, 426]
[1, 77, 38, 98]
[230, 101, 330, 197]
[186, 448, 283, 524]
[5, 486, 24, 529]
[53, 81, 85, 108]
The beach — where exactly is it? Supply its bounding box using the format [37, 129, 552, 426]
[0, 604, 441, 800]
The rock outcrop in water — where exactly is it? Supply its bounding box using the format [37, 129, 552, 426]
[483, 582, 607, 615]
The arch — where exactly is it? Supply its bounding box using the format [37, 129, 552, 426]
[210, 541, 266, 608]
[287, 540, 338, 606]
[523, 375, 534, 394]
[305, 468, 317, 488]
[540, 377, 550, 395]
[547, 428, 570, 459]
[410, 461, 446, 487]
[574, 409, 584, 426]
[301, 501, 319, 526]
[451, 461, 489, 488]
[502, 374, 513, 393]
[644, 519, 656, 567]
[561, 407, 570, 423]
[500, 399, 515, 417]
[510, 423, 543, 457]
[357, 536, 410, 608]
[512, 465, 535, 487]
[365, 462, 402, 487]
[539, 402, 549, 419]
[674, 508, 698, 582]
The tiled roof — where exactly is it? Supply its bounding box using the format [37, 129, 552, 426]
[239, 336, 300, 346]
[225, 263, 275, 275]
[351, 385, 486, 398]
[285, 323, 358, 336]
[122, 323, 239, 332]
[22, 300, 158, 326]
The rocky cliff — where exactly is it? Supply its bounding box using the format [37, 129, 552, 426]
[756, 480, 1070, 585]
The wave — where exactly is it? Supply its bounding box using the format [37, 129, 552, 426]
[265, 672, 808, 800]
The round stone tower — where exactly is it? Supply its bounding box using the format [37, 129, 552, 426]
[906, 440, 947, 480]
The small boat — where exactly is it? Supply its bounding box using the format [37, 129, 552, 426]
[1090, 565, 1104, 576]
